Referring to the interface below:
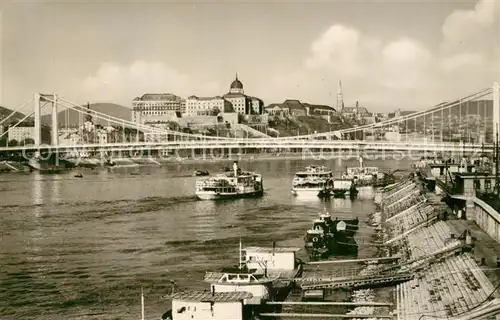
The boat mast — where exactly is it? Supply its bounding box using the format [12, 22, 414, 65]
[141, 286, 145, 320]
[239, 238, 242, 270]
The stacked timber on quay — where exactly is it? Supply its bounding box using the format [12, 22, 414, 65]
[380, 179, 500, 320]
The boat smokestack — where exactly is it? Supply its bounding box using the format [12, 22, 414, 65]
[233, 161, 238, 176]
[212, 285, 215, 297]
[141, 286, 145, 320]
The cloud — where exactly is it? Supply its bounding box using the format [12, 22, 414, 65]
[81, 61, 220, 106]
[267, 0, 497, 110]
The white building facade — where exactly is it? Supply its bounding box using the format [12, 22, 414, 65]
[132, 93, 182, 125]
[185, 96, 233, 116]
[8, 126, 35, 143]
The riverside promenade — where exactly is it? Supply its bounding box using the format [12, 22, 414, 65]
[379, 178, 500, 320]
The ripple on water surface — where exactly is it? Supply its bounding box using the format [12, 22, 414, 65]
[0, 158, 409, 319]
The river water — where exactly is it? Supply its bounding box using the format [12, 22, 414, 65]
[0, 157, 411, 320]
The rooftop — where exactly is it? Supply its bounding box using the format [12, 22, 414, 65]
[303, 103, 336, 112]
[171, 291, 253, 302]
[187, 95, 224, 101]
[244, 246, 301, 253]
[133, 93, 181, 101]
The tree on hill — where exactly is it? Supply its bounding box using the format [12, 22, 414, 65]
[21, 138, 35, 146]
[211, 107, 220, 116]
[8, 139, 18, 146]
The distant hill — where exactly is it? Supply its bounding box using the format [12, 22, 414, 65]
[40, 103, 131, 127]
[0, 106, 27, 124]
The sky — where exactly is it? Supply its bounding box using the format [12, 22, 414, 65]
[1, 0, 499, 113]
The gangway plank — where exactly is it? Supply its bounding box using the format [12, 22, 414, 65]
[306, 256, 401, 265]
[258, 313, 392, 318]
[265, 301, 393, 307]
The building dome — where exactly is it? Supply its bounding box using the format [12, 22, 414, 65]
[230, 77, 243, 90]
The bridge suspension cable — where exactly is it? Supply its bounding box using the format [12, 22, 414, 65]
[327, 87, 492, 137]
[279, 86, 493, 140]
[47, 96, 197, 138]
[0, 97, 35, 126]
[0, 109, 37, 141]
[54, 96, 229, 140]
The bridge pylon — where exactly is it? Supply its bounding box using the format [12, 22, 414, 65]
[33, 93, 59, 148]
[493, 82, 499, 141]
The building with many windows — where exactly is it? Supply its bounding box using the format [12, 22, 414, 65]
[185, 96, 234, 116]
[223, 75, 264, 115]
[8, 126, 35, 143]
[132, 93, 182, 125]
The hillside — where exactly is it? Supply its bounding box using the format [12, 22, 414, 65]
[269, 115, 342, 137]
[40, 103, 131, 126]
[0, 106, 27, 124]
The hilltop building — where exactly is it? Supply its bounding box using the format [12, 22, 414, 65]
[185, 96, 234, 116]
[222, 74, 264, 115]
[131, 93, 183, 125]
[265, 100, 336, 122]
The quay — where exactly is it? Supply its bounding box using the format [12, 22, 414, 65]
[382, 169, 500, 320]
[258, 160, 500, 320]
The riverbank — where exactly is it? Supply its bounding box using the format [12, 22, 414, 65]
[0, 151, 415, 174]
[380, 177, 500, 319]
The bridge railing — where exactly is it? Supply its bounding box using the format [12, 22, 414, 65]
[0, 140, 493, 152]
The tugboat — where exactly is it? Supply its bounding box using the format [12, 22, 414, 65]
[195, 161, 263, 200]
[304, 212, 358, 258]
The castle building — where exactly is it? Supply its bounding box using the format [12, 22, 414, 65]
[184, 75, 264, 117]
[185, 96, 234, 116]
[132, 93, 183, 125]
[223, 75, 264, 115]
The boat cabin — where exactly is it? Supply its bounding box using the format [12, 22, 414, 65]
[295, 166, 332, 178]
[203, 272, 274, 305]
[344, 167, 378, 179]
[305, 229, 324, 247]
[333, 179, 353, 190]
[244, 246, 300, 272]
[169, 291, 253, 320]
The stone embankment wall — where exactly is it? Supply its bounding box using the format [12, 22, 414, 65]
[380, 179, 499, 320]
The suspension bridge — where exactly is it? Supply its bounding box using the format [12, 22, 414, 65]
[0, 83, 499, 156]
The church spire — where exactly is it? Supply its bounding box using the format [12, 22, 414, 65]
[337, 79, 344, 110]
[236, 72, 238, 80]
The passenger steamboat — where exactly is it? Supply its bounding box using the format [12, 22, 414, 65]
[291, 165, 333, 197]
[341, 157, 380, 186]
[195, 162, 263, 200]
